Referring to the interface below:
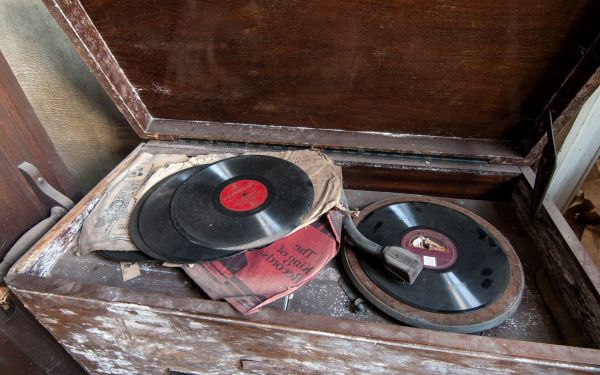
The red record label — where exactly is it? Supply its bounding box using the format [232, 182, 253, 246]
[219, 179, 269, 212]
[401, 229, 458, 270]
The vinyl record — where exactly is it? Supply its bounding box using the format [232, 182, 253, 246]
[129, 165, 244, 263]
[95, 250, 156, 263]
[170, 155, 314, 250]
[341, 197, 524, 333]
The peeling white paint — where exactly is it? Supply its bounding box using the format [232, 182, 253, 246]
[25, 195, 102, 277]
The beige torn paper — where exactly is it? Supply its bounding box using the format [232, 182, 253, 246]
[120, 262, 141, 281]
[135, 152, 236, 199]
[78, 152, 190, 254]
[78, 149, 343, 255]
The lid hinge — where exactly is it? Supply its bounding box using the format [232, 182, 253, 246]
[531, 110, 557, 215]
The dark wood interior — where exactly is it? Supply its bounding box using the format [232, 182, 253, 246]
[6, 143, 569, 345]
[43, 188, 562, 345]
[45, 0, 600, 162]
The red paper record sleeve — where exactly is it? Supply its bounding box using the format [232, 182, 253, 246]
[183, 212, 342, 314]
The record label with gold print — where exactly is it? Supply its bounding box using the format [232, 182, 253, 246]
[401, 228, 457, 270]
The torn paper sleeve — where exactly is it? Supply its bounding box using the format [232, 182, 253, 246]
[78, 152, 189, 254]
[78, 149, 343, 255]
[183, 211, 343, 314]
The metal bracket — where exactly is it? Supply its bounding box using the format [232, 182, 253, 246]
[338, 277, 367, 313]
[531, 110, 557, 215]
[18, 162, 74, 210]
[0, 162, 73, 280]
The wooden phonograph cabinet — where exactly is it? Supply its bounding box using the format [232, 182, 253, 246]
[6, 1, 600, 373]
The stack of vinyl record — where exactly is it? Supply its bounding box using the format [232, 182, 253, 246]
[122, 155, 314, 263]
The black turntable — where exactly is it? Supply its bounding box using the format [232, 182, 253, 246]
[342, 197, 524, 333]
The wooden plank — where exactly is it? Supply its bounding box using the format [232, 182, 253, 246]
[141, 140, 522, 198]
[7, 276, 600, 374]
[7, 140, 600, 371]
[8, 143, 143, 277]
[148, 118, 525, 164]
[82, 0, 599, 141]
[0, 295, 84, 374]
[546, 86, 600, 210]
[8, 177, 562, 344]
[513, 169, 600, 348]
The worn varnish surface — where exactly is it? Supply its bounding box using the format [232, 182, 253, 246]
[44, 0, 600, 162]
[78, 0, 599, 139]
[10, 289, 598, 374]
[0, 295, 84, 374]
[513, 170, 600, 348]
[43, 189, 561, 345]
[147, 140, 523, 199]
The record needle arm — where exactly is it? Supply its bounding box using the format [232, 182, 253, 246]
[341, 194, 424, 284]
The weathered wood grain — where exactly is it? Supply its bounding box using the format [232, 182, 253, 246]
[513, 168, 600, 348]
[7, 144, 144, 277]
[43, 0, 600, 163]
[7, 141, 600, 373]
[144, 140, 522, 199]
[0, 294, 84, 374]
[9, 281, 600, 374]
[148, 118, 526, 164]
[8, 177, 563, 345]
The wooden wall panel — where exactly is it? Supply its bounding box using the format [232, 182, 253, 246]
[0, 50, 84, 375]
[0, 52, 78, 256]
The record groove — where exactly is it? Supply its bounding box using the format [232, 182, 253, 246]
[129, 155, 314, 263]
[170, 155, 314, 251]
[129, 165, 244, 263]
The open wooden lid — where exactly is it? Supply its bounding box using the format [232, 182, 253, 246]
[45, 1, 600, 165]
